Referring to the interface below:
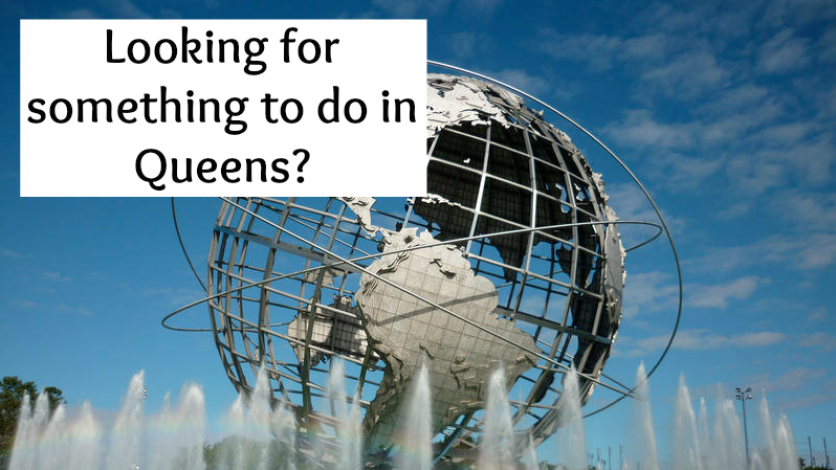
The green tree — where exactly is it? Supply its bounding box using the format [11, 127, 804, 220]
[799, 457, 830, 470]
[0, 376, 64, 464]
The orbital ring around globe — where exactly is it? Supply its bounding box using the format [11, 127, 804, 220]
[163, 62, 684, 463]
[163, 213, 669, 398]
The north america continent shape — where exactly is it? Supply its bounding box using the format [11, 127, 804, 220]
[355, 227, 537, 448]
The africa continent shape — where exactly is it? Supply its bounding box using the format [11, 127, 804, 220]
[356, 227, 537, 447]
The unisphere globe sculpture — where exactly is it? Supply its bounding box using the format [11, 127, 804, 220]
[205, 73, 626, 464]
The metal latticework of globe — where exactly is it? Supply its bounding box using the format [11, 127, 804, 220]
[204, 73, 627, 463]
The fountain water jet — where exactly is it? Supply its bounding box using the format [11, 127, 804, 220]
[554, 366, 587, 470]
[221, 395, 246, 470]
[247, 366, 274, 470]
[66, 402, 102, 470]
[672, 374, 702, 470]
[478, 369, 515, 470]
[7, 366, 807, 470]
[395, 362, 433, 470]
[750, 395, 800, 470]
[36, 403, 67, 470]
[148, 384, 206, 470]
[272, 401, 298, 470]
[523, 433, 540, 470]
[696, 397, 710, 463]
[669, 374, 800, 470]
[104, 371, 145, 470]
[712, 398, 746, 469]
[9, 393, 50, 470]
[327, 358, 362, 470]
[632, 362, 659, 470]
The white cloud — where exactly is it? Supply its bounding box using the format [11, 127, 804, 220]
[141, 286, 204, 308]
[693, 232, 836, 272]
[800, 332, 836, 352]
[64, 8, 99, 19]
[457, 0, 503, 15]
[445, 31, 480, 59]
[640, 49, 730, 98]
[687, 276, 768, 308]
[762, 0, 836, 28]
[779, 392, 836, 410]
[818, 29, 836, 63]
[621, 328, 787, 357]
[718, 201, 752, 219]
[606, 183, 659, 223]
[638, 1, 758, 39]
[371, 0, 451, 17]
[1, 247, 24, 259]
[648, 152, 725, 193]
[109, 0, 151, 18]
[747, 121, 814, 145]
[726, 134, 836, 193]
[749, 367, 828, 393]
[775, 191, 836, 231]
[489, 69, 550, 96]
[553, 1, 834, 201]
[806, 307, 828, 322]
[622, 271, 679, 318]
[621, 271, 765, 317]
[696, 84, 770, 116]
[538, 32, 666, 70]
[757, 28, 811, 73]
[57, 304, 94, 317]
[604, 183, 686, 245]
[604, 109, 694, 150]
[41, 270, 73, 283]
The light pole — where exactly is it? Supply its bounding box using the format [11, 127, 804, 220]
[735, 386, 753, 463]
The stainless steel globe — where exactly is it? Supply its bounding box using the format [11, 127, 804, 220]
[203, 73, 630, 464]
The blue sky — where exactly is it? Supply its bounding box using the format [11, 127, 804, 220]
[2, 0, 835, 467]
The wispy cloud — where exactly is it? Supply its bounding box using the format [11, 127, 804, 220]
[59, 0, 155, 19]
[641, 49, 730, 98]
[488, 69, 551, 97]
[603, 183, 686, 245]
[774, 190, 836, 231]
[538, 32, 666, 70]
[622, 271, 679, 318]
[41, 270, 73, 283]
[532, 0, 836, 248]
[64, 8, 99, 19]
[800, 332, 836, 352]
[757, 28, 811, 74]
[762, 0, 836, 28]
[1, 247, 25, 259]
[370, 0, 451, 17]
[692, 232, 836, 272]
[604, 110, 694, 150]
[818, 29, 836, 63]
[779, 392, 836, 411]
[620, 328, 787, 357]
[108, 0, 150, 18]
[806, 307, 828, 322]
[688, 276, 768, 308]
[141, 287, 203, 308]
[57, 304, 94, 317]
[457, 0, 503, 16]
[749, 367, 827, 393]
[443, 31, 481, 59]
[623, 271, 767, 317]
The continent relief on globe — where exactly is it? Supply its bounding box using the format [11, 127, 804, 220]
[356, 226, 537, 448]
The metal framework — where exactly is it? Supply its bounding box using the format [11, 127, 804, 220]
[163, 62, 683, 465]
